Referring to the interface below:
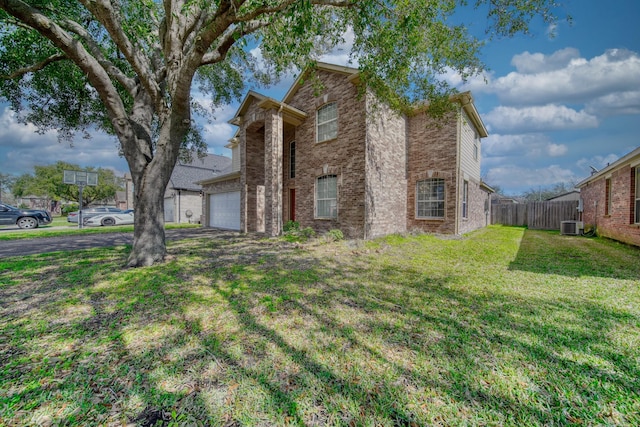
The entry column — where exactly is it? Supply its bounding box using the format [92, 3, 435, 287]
[264, 108, 283, 236]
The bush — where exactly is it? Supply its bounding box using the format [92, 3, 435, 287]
[282, 222, 315, 243]
[283, 220, 300, 233]
[61, 204, 79, 216]
[325, 229, 344, 241]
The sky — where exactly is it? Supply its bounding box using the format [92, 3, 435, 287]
[1, 0, 639, 196]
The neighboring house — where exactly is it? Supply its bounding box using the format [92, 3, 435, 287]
[124, 154, 231, 223]
[577, 146, 640, 247]
[198, 62, 492, 238]
[545, 190, 581, 202]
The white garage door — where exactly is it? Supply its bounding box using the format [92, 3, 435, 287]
[209, 191, 240, 230]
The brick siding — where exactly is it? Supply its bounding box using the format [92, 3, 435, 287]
[581, 164, 640, 247]
[406, 111, 459, 234]
[285, 69, 368, 238]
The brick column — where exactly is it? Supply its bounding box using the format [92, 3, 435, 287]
[264, 109, 283, 236]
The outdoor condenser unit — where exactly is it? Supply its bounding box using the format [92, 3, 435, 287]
[560, 220, 584, 236]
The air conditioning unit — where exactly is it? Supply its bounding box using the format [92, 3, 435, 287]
[561, 220, 584, 236]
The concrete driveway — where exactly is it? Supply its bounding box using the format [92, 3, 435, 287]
[0, 227, 232, 258]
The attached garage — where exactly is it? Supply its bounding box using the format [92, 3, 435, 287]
[208, 191, 241, 230]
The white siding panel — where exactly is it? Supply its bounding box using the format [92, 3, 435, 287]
[459, 110, 481, 180]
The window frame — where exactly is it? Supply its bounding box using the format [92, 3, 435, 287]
[635, 166, 639, 224]
[416, 178, 446, 219]
[605, 177, 612, 216]
[289, 141, 295, 179]
[462, 180, 469, 219]
[316, 102, 338, 143]
[315, 175, 338, 219]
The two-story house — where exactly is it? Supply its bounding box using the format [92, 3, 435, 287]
[198, 62, 492, 238]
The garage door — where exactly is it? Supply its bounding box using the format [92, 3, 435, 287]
[209, 191, 240, 230]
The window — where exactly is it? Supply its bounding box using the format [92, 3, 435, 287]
[290, 141, 295, 178]
[416, 178, 445, 219]
[605, 178, 612, 215]
[315, 175, 337, 218]
[473, 138, 479, 161]
[462, 180, 468, 218]
[635, 166, 639, 224]
[316, 102, 337, 142]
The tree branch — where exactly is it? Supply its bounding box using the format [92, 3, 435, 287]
[59, 18, 136, 92]
[0, 53, 66, 80]
[200, 20, 270, 66]
[0, 0, 126, 110]
[78, 0, 162, 109]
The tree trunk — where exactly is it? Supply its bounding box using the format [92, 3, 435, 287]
[127, 171, 168, 267]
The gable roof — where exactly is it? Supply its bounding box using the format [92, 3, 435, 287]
[282, 62, 360, 105]
[169, 153, 232, 191]
[576, 145, 640, 187]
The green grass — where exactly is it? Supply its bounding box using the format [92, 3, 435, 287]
[0, 220, 199, 240]
[1, 226, 639, 426]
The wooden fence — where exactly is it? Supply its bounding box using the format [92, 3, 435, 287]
[491, 200, 580, 230]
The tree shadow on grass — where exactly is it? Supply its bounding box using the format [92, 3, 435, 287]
[1, 232, 639, 426]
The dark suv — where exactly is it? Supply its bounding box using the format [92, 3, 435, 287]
[0, 203, 52, 229]
[67, 206, 123, 223]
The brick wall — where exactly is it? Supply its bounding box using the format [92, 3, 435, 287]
[364, 96, 408, 238]
[581, 164, 640, 247]
[242, 101, 266, 233]
[458, 178, 491, 234]
[406, 111, 459, 234]
[286, 69, 367, 238]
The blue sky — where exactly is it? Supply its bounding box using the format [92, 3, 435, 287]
[1, 0, 639, 196]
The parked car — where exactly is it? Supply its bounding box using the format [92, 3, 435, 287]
[0, 203, 52, 229]
[67, 206, 123, 223]
[83, 211, 134, 227]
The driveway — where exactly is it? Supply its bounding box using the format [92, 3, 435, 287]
[0, 228, 233, 258]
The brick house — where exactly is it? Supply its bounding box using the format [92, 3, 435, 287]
[198, 62, 492, 238]
[577, 146, 640, 247]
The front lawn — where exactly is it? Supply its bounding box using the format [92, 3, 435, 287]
[1, 226, 638, 426]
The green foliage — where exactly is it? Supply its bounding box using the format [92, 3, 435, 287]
[11, 161, 123, 206]
[282, 222, 315, 243]
[61, 203, 79, 215]
[283, 220, 300, 233]
[325, 229, 344, 242]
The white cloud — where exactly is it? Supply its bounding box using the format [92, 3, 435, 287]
[585, 90, 640, 116]
[485, 164, 578, 193]
[510, 47, 580, 74]
[483, 133, 568, 158]
[484, 105, 599, 133]
[576, 153, 621, 173]
[489, 48, 640, 106]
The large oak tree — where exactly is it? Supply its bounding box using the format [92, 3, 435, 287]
[0, 0, 566, 266]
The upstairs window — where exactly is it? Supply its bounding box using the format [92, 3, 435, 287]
[474, 137, 479, 161]
[317, 102, 337, 142]
[315, 175, 337, 218]
[635, 167, 639, 224]
[417, 178, 445, 219]
[290, 141, 296, 178]
[605, 178, 612, 216]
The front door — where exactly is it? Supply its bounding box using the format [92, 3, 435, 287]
[289, 189, 296, 221]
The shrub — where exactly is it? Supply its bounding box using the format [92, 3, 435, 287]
[283, 220, 300, 233]
[325, 229, 344, 241]
[62, 203, 79, 215]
